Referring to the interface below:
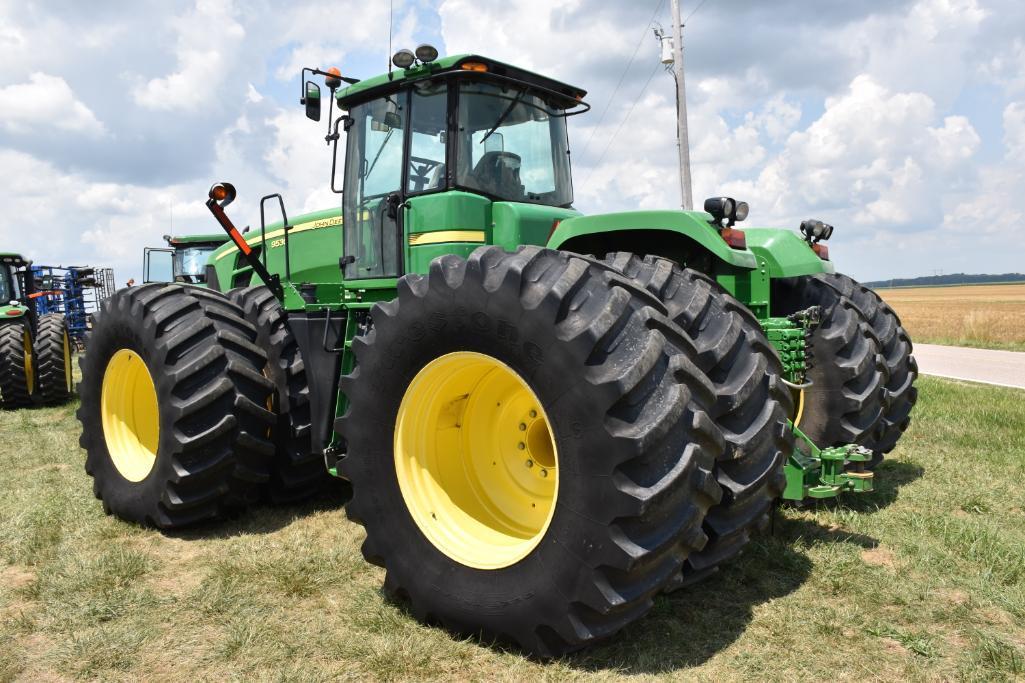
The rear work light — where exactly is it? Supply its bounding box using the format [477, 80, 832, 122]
[720, 227, 747, 249]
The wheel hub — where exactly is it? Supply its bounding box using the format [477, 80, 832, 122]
[394, 352, 559, 570]
[22, 328, 33, 395]
[101, 349, 159, 482]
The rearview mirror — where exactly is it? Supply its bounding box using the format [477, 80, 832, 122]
[304, 81, 321, 122]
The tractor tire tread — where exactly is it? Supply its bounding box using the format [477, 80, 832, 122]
[34, 313, 73, 404]
[0, 320, 33, 408]
[814, 273, 917, 464]
[228, 286, 325, 503]
[605, 253, 792, 581]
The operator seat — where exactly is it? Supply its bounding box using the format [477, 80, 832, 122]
[471, 151, 523, 199]
[426, 163, 446, 190]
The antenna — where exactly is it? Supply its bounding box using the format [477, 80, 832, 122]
[388, 0, 394, 79]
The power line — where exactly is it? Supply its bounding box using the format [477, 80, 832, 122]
[683, 0, 712, 23]
[578, 0, 666, 161]
[582, 59, 664, 190]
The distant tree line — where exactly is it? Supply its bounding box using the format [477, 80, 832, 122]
[866, 273, 1025, 288]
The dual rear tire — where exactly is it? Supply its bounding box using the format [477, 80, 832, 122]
[773, 274, 917, 466]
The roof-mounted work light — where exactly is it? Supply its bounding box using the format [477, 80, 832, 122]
[415, 43, 439, 63]
[704, 196, 749, 228]
[392, 49, 415, 69]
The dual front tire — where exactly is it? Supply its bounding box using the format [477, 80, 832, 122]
[0, 313, 73, 409]
[77, 284, 276, 527]
[338, 247, 725, 656]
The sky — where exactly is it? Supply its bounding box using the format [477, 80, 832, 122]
[1, 0, 1023, 284]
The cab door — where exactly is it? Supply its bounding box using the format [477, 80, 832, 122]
[341, 95, 407, 280]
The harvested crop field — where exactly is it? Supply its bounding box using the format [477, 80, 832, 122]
[877, 283, 1025, 351]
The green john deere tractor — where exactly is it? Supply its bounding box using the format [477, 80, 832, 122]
[143, 233, 231, 286]
[77, 50, 917, 656]
[0, 253, 74, 408]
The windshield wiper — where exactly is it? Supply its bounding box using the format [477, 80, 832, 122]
[480, 90, 524, 145]
[365, 127, 395, 180]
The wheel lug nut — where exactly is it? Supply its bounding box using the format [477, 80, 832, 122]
[526, 459, 534, 468]
[529, 409, 537, 418]
[540, 469, 548, 477]
[518, 423, 526, 431]
[517, 442, 525, 450]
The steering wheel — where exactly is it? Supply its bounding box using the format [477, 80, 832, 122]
[409, 155, 443, 192]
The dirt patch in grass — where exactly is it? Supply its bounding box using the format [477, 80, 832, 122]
[861, 547, 896, 567]
[0, 565, 36, 590]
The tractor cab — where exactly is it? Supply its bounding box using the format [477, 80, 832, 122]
[305, 55, 588, 280]
[0, 253, 29, 312]
[144, 234, 228, 285]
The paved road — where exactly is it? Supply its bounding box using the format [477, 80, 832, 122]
[913, 343, 1025, 389]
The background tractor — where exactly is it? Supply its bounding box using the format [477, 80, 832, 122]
[77, 49, 918, 656]
[0, 253, 75, 408]
[143, 233, 230, 285]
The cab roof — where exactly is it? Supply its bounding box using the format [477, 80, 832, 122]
[165, 234, 229, 246]
[335, 54, 587, 108]
[0, 253, 28, 266]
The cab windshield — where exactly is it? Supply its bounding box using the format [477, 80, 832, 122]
[456, 81, 573, 206]
[0, 265, 13, 302]
[174, 245, 217, 281]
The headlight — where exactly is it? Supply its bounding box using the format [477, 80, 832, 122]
[799, 219, 834, 242]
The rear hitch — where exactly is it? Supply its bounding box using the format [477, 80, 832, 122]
[783, 423, 875, 501]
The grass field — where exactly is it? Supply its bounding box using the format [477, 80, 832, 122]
[878, 283, 1025, 352]
[2, 376, 1024, 681]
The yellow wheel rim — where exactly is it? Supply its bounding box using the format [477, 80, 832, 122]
[22, 329, 34, 395]
[63, 331, 72, 392]
[101, 349, 160, 482]
[394, 352, 559, 570]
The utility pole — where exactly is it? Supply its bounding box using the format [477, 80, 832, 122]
[670, 0, 693, 210]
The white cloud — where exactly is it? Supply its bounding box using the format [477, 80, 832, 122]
[724, 76, 980, 232]
[941, 102, 1025, 245]
[980, 39, 1025, 95]
[0, 72, 105, 136]
[1003, 102, 1025, 162]
[133, 0, 246, 112]
[0, 0, 1023, 287]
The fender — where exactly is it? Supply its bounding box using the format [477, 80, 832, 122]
[0, 304, 27, 319]
[547, 210, 758, 270]
[743, 227, 835, 277]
